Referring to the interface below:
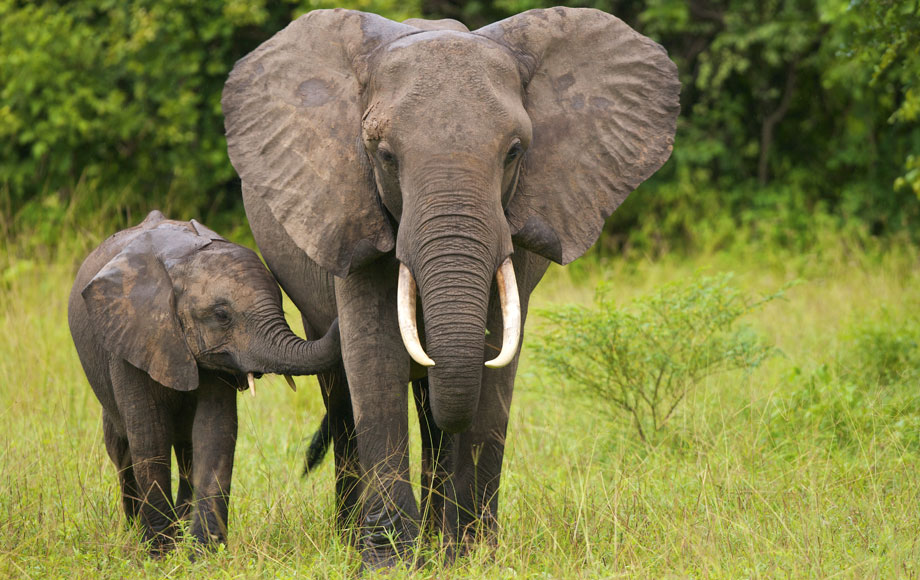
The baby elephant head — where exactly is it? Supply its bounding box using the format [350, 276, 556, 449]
[81, 216, 339, 390]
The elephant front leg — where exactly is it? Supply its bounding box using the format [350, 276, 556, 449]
[335, 262, 419, 569]
[412, 378, 456, 541]
[189, 373, 237, 548]
[110, 360, 178, 554]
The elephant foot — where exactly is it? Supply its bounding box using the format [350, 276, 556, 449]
[145, 533, 176, 558]
[360, 506, 418, 570]
[190, 523, 228, 550]
[360, 544, 408, 572]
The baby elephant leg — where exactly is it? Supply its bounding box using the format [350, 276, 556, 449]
[189, 373, 238, 547]
[110, 360, 178, 554]
[103, 412, 139, 522]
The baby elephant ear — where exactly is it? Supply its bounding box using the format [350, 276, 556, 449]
[82, 233, 198, 391]
[478, 7, 680, 264]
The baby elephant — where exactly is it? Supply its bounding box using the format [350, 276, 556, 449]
[68, 210, 340, 553]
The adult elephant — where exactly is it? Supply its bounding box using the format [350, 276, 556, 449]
[223, 7, 679, 567]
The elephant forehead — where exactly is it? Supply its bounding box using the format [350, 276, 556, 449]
[366, 34, 526, 145]
[181, 246, 276, 302]
[372, 32, 521, 96]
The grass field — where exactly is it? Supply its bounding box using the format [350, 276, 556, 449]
[1, 229, 918, 578]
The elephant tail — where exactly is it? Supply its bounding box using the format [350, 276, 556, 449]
[303, 412, 331, 476]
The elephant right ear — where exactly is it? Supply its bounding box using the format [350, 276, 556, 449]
[81, 233, 199, 391]
[222, 9, 416, 278]
[478, 8, 680, 265]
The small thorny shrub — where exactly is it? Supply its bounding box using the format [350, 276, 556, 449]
[534, 273, 783, 442]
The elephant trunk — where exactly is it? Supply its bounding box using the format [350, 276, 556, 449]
[400, 258, 520, 371]
[398, 177, 511, 433]
[416, 250, 490, 434]
[249, 311, 340, 376]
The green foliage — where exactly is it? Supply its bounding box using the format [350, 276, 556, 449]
[534, 273, 780, 442]
[0, 0, 420, 229]
[611, 0, 920, 254]
[3, 0, 919, 253]
[771, 301, 920, 452]
[842, 306, 920, 387]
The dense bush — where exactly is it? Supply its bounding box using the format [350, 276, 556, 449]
[772, 301, 920, 451]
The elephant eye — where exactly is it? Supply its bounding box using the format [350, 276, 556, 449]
[212, 306, 232, 325]
[505, 141, 523, 167]
[377, 146, 397, 169]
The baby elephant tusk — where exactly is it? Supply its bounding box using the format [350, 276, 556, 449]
[397, 262, 435, 367]
[283, 374, 297, 392]
[248, 372, 256, 397]
[485, 257, 521, 369]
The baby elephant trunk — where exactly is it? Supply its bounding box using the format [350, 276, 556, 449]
[252, 318, 341, 376]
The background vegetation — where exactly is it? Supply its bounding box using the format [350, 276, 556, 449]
[2, 0, 918, 252]
[1, 0, 919, 577]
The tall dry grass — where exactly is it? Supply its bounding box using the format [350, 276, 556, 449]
[1, 223, 918, 577]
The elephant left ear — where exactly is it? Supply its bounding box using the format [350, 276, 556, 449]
[477, 7, 680, 264]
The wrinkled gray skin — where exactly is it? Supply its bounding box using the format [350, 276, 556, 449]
[68, 210, 340, 554]
[223, 7, 679, 568]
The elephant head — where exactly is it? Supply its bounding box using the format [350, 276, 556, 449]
[223, 8, 679, 431]
[81, 212, 340, 391]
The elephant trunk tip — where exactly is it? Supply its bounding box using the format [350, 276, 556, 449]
[434, 413, 474, 435]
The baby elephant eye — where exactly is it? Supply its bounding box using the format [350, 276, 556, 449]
[213, 307, 232, 324]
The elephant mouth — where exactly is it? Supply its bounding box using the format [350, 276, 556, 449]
[198, 351, 242, 374]
[236, 371, 264, 393]
[197, 352, 266, 390]
[396, 257, 521, 369]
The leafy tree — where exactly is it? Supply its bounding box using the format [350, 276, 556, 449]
[2, 0, 918, 250]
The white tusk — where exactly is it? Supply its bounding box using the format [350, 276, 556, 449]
[283, 374, 297, 392]
[248, 372, 255, 397]
[485, 257, 521, 369]
[397, 263, 435, 367]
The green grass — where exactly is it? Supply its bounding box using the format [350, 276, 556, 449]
[1, 226, 919, 578]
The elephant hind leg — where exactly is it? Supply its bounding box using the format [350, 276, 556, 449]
[317, 362, 362, 539]
[103, 413, 140, 522]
